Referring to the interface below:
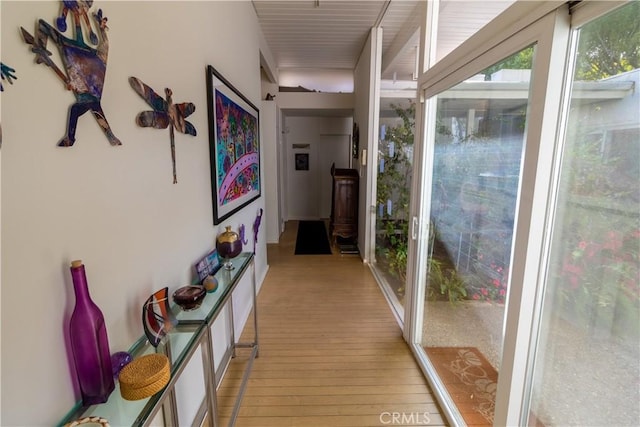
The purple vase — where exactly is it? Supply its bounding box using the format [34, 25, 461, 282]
[69, 260, 115, 405]
[216, 226, 243, 270]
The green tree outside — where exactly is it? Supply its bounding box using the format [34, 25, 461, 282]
[484, 2, 639, 81]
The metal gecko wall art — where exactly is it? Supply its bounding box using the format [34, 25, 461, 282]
[253, 208, 263, 254]
[129, 76, 196, 184]
[0, 62, 18, 149]
[0, 62, 17, 92]
[20, 2, 121, 147]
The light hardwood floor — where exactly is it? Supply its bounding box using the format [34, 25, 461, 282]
[217, 221, 446, 426]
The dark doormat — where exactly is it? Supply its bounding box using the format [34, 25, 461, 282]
[294, 221, 332, 255]
[336, 236, 359, 255]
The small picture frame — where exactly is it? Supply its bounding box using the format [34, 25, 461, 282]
[295, 153, 309, 171]
[195, 249, 221, 282]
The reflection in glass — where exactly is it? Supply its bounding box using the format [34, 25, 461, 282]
[421, 45, 535, 425]
[529, 3, 640, 425]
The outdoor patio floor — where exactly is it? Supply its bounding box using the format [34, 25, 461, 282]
[386, 284, 639, 426]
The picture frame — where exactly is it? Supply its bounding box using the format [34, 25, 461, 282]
[295, 153, 309, 171]
[195, 249, 221, 282]
[206, 65, 261, 225]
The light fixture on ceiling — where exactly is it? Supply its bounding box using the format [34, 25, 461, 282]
[314, 0, 320, 7]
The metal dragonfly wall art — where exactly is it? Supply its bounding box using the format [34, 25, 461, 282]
[129, 76, 196, 184]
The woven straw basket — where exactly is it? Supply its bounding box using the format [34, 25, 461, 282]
[64, 416, 110, 427]
[119, 353, 170, 401]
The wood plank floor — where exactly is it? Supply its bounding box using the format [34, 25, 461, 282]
[217, 221, 446, 426]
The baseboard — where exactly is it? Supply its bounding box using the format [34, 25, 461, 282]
[257, 263, 269, 294]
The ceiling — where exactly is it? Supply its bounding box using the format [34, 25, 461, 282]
[253, 0, 515, 89]
[253, 0, 515, 119]
[253, 0, 422, 84]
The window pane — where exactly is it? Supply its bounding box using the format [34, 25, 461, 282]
[420, 45, 535, 425]
[529, 3, 640, 425]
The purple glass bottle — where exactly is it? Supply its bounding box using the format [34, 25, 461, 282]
[69, 260, 115, 405]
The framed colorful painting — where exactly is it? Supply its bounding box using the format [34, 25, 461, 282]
[206, 65, 261, 224]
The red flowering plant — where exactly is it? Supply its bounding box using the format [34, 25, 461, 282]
[469, 261, 509, 304]
[454, 220, 512, 305]
[558, 227, 640, 337]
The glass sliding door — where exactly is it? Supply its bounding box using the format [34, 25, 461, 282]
[419, 46, 535, 425]
[369, 0, 518, 321]
[373, 97, 416, 311]
[403, 1, 636, 425]
[528, 3, 640, 425]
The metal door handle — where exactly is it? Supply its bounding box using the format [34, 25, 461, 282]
[412, 216, 418, 240]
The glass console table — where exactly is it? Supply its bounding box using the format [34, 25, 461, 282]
[59, 252, 258, 427]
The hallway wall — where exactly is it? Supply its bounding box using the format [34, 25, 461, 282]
[354, 28, 383, 262]
[1, 2, 267, 425]
[284, 116, 353, 220]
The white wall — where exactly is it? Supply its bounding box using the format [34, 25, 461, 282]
[261, 100, 280, 243]
[284, 116, 352, 220]
[0, 2, 267, 425]
[354, 28, 383, 261]
[260, 69, 283, 241]
[276, 92, 355, 224]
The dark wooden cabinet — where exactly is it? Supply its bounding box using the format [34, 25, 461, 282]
[329, 164, 359, 244]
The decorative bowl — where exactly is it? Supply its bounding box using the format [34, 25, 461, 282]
[172, 285, 206, 311]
